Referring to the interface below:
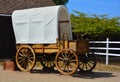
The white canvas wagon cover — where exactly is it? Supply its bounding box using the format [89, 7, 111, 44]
[12, 5, 72, 44]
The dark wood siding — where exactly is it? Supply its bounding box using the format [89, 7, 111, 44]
[0, 16, 16, 58]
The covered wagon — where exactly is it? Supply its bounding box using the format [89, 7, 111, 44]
[12, 5, 97, 75]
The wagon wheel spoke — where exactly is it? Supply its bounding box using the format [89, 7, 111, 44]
[55, 49, 79, 75]
[64, 50, 68, 58]
[46, 61, 49, 67]
[26, 60, 31, 70]
[88, 61, 95, 64]
[85, 63, 88, 70]
[61, 52, 66, 59]
[19, 52, 24, 57]
[81, 63, 85, 70]
[44, 61, 47, 66]
[40, 54, 55, 69]
[70, 59, 77, 62]
[49, 62, 52, 67]
[28, 59, 34, 65]
[16, 45, 36, 72]
[23, 60, 27, 69]
[58, 56, 64, 61]
[66, 66, 69, 72]
[60, 62, 65, 68]
[19, 60, 25, 67]
[18, 58, 24, 64]
[69, 55, 74, 60]
[69, 63, 73, 69]
[87, 62, 93, 68]
[63, 64, 67, 71]
[18, 56, 23, 59]
[24, 48, 29, 55]
[67, 65, 71, 72]
[79, 51, 97, 72]
[20, 61, 24, 68]
[28, 56, 34, 60]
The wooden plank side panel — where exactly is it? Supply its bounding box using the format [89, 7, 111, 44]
[32, 44, 59, 53]
[32, 44, 58, 49]
[34, 48, 58, 53]
[68, 41, 76, 51]
[76, 40, 89, 54]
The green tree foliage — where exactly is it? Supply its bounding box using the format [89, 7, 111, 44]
[70, 10, 120, 40]
[53, 0, 69, 5]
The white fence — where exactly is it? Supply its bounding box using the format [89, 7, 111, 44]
[90, 38, 120, 65]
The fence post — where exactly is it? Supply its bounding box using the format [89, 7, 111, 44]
[106, 38, 109, 65]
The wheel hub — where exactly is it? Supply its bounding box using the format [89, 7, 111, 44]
[64, 58, 70, 65]
[82, 55, 89, 63]
[23, 55, 28, 61]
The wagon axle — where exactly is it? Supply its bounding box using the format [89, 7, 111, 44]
[23, 55, 28, 60]
[63, 58, 71, 66]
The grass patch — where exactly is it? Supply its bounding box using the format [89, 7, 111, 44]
[94, 62, 120, 72]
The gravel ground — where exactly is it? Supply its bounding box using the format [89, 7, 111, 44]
[0, 65, 120, 82]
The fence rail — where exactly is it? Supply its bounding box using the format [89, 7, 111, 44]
[89, 38, 120, 65]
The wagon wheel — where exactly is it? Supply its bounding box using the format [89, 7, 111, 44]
[78, 51, 97, 72]
[40, 54, 55, 71]
[16, 45, 36, 71]
[55, 49, 79, 75]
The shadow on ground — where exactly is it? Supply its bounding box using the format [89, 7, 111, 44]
[72, 71, 116, 79]
[30, 68, 59, 74]
[30, 68, 117, 79]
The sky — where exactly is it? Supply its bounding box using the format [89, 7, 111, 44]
[67, 0, 120, 17]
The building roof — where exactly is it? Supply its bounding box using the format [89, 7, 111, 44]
[0, 0, 56, 15]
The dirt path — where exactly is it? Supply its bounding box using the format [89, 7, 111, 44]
[0, 65, 120, 82]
